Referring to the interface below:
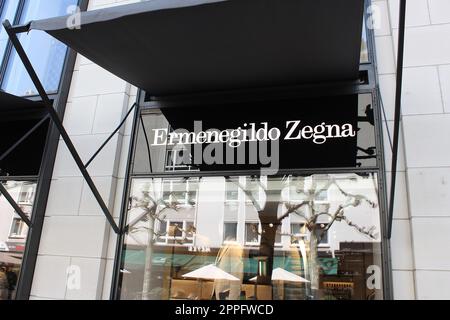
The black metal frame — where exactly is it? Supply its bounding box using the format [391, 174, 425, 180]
[0, 0, 129, 299]
[387, 0, 406, 239]
[0, 0, 25, 86]
[2, 17, 123, 235]
[110, 0, 405, 301]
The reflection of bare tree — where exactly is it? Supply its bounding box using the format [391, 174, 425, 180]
[128, 179, 198, 299]
[226, 174, 378, 298]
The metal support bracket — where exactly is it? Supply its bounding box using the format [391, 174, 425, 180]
[0, 182, 32, 226]
[3, 19, 124, 234]
[85, 103, 136, 168]
[387, 0, 406, 239]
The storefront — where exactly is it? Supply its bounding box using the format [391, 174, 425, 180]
[114, 84, 389, 300]
[1, 0, 418, 300]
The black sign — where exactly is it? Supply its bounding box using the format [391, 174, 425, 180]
[134, 94, 376, 174]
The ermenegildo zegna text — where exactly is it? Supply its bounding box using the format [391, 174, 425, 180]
[151, 120, 356, 148]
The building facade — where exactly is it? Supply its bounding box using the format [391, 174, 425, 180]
[0, 0, 449, 300]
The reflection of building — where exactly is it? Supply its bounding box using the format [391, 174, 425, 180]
[122, 174, 382, 300]
[0, 182, 36, 300]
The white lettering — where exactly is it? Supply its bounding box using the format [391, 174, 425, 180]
[151, 121, 356, 147]
[301, 125, 313, 139]
[285, 120, 302, 140]
[256, 122, 269, 141]
[341, 123, 356, 137]
[152, 128, 168, 146]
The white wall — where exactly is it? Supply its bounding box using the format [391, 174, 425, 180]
[29, 0, 141, 301]
[375, 0, 450, 300]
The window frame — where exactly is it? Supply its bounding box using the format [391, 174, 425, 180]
[289, 222, 330, 248]
[0, 0, 77, 98]
[0, 0, 24, 86]
[9, 216, 28, 239]
[5, 182, 35, 239]
[161, 178, 198, 207]
[244, 222, 261, 246]
[223, 221, 238, 243]
[155, 219, 194, 246]
[224, 177, 239, 202]
[290, 222, 308, 246]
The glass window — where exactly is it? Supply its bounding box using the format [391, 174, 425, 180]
[162, 179, 197, 206]
[1, 0, 78, 96]
[225, 178, 239, 202]
[0, 181, 36, 300]
[156, 220, 167, 243]
[185, 221, 195, 243]
[17, 183, 35, 205]
[156, 220, 194, 245]
[0, 0, 20, 63]
[291, 223, 307, 245]
[165, 148, 194, 172]
[169, 221, 183, 238]
[223, 222, 237, 242]
[245, 223, 260, 245]
[360, 19, 369, 63]
[9, 218, 27, 238]
[119, 173, 383, 300]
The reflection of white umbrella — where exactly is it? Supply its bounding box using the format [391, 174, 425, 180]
[182, 264, 239, 300]
[250, 268, 310, 283]
[183, 264, 240, 281]
[250, 268, 309, 300]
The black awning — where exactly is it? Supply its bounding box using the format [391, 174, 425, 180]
[0, 91, 44, 116]
[0, 92, 49, 176]
[0, 91, 45, 121]
[29, 0, 364, 97]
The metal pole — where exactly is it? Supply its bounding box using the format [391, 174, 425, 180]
[109, 97, 142, 300]
[139, 113, 153, 173]
[85, 103, 137, 168]
[387, 0, 407, 239]
[3, 20, 120, 234]
[0, 182, 32, 226]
